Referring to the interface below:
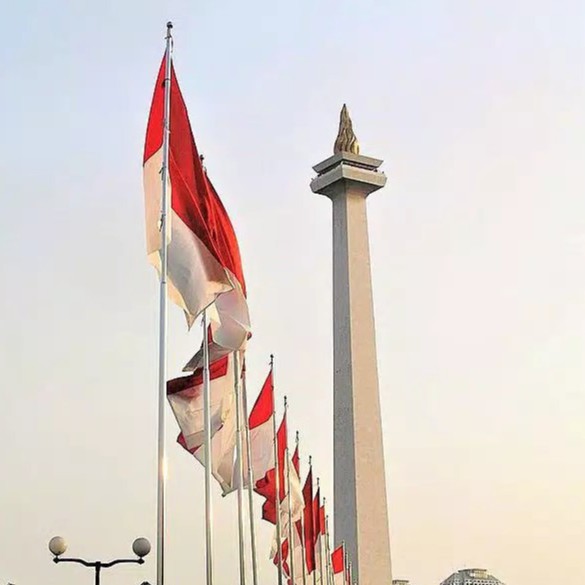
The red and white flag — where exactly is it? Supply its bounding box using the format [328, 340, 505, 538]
[143, 52, 250, 350]
[331, 545, 345, 585]
[246, 369, 276, 491]
[167, 354, 234, 451]
[302, 467, 316, 574]
[256, 412, 287, 523]
[313, 488, 324, 582]
[169, 353, 242, 495]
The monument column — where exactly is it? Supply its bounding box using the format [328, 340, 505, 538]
[310, 105, 392, 585]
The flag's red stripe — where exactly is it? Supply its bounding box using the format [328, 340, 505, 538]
[249, 370, 274, 428]
[144, 54, 246, 294]
[331, 545, 344, 573]
[166, 355, 229, 396]
[303, 468, 315, 571]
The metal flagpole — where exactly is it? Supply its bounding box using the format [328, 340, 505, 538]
[299, 514, 307, 585]
[271, 355, 284, 585]
[284, 398, 295, 585]
[324, 506, 333, 585]
[202, 312, 214, 585]
[234, 351, 247, 585]
[343, 545, 348, 585]
[241, 371, 259, 585]
[156, 20, 173, 585]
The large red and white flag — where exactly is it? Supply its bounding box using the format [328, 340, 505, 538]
[143, 52, 250, 350]
[331, 545, 345, 585]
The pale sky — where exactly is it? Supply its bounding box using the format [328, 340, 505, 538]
[1, 2, 584, 585]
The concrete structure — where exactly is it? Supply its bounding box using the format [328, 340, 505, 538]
[310, 106, 392, 585]
[440, 568, 505, 585]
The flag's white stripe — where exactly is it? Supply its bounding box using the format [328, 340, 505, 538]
[194, 390, 237, 494]
[167, 357, 234, 452]
[144, 148, 233, 326]
[250, 415, 275, 484]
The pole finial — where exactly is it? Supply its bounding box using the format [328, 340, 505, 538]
[284, 395, 288, 408]
[333, 104, 360, 155]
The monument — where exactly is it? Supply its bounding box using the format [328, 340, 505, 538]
[310, 105, 392, 585]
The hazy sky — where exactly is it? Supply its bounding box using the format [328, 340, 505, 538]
[1, 2, 584, 585]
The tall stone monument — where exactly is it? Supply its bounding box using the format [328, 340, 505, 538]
[310, 105, 392, 585]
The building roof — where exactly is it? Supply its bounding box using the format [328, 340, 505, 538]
[440, 568, 504, 585]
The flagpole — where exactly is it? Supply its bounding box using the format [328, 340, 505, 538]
[299, 515, 307, 585]
[241, 371, 259, 585]
[323, 506, 333, 585]
[234, 351, 247, 585]
[284, 397, 296, 585]
[202, 311, 214, 585]
[156, 20, 173, 585]
[271, 355, 284, 585]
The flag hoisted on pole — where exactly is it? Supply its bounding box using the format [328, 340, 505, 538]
[314, 481, 324, 585]
[331, 544, 345, 585]
[241, 370, 259, 585]
[234, 351, 247, 585]
[324, 511, 333, 585]
[272, 356, 284, 585]
[293, 435, 307, 585]
[284, 397, 296, 585]
[143, 21, 174, 585]
[144, 19, 254, 585]
[202, 312, 214, 585]
[302, 460, 316, 585]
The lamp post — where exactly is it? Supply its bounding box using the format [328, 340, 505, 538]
[48, 536, 151, 585]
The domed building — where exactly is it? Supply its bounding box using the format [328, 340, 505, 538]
[440, 568, 505, 585]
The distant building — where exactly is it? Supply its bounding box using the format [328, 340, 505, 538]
[440, 568, 504, 585]
[393, 580, 410, 585]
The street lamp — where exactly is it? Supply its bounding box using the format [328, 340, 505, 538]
[48, 536, 150, 585]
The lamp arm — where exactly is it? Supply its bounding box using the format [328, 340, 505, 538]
[53, 557, 96, 568]
[101, 558, 144, 568]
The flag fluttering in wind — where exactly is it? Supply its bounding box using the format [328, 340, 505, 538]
[331, 545, 345, 585]
[143, 53, 250, 349]
[246, 369, 277, 492]
[167, 355, 234, 452]
[170, 352, 242, 495]
[256, 413, 287, 523]
[302, 467, 316, 573]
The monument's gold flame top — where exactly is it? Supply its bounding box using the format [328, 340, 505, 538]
[334, 104, 360, 155]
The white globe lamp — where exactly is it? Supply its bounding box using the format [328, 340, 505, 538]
[132, 538, 151, 559]
[49, 536, 67, 557]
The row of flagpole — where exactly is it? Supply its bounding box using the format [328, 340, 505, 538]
[149, 20, 359, 585]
